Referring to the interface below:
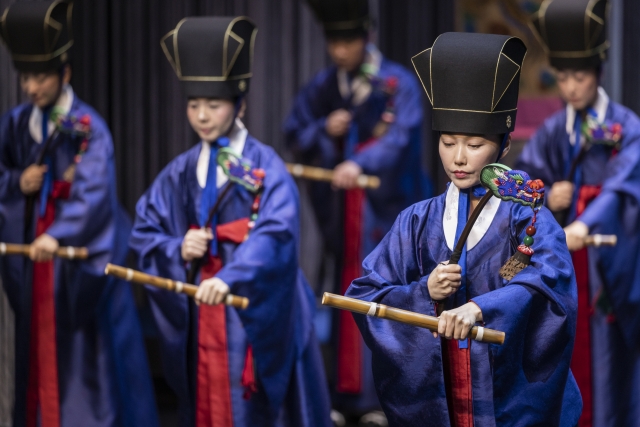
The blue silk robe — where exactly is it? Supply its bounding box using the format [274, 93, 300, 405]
[517, 95, 640, 426]
[0, 96, 158, 427]
[346, 187, 582, 426]
[284, 54, 432, 412]
[284, 55, 431, 258]
[130, 135, 332, 427]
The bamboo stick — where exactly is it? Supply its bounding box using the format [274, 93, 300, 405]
[322, 292, 505, 345]
[0, 243, 88, 260]
[584, 234, 617, 247]
[104, 264, 249, 309]
[286, 163, 381, 189]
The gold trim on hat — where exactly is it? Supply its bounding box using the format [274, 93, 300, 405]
[164, 16, 256, 82]
[11, 40, 73, 61]
[160, 28, 178, 74]
[433, 107, 518, 114]
[420, 35, 523, 114]
[10, 0, 74, 64]
[223, 16, 246, 77]
[548, 40, 609, 58]
[44, 0, 65, 53]
[410, 47, 432, 105]
[492, 48, 526, 111]
[530, 0, 608, 60]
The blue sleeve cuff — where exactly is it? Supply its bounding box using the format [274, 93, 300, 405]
[471, 285, 532, 327]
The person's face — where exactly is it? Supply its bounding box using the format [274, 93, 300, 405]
[20, 65, 71, 109]
[186, 98, 245, 142]
[439, 133, 510, 189]
[326, 37, 366, 72]
[555, 68, 599, 111]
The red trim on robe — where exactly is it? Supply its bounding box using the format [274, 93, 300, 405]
[571, 184, 601, 427]
[194, 218, 253, 427]
[26, 181, 70, 427]
[442, 338, 473, 427]
[337, 188, 365, 394]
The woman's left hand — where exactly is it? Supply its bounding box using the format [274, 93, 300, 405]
[434, 302, 483, 340]
[194, 277, 230, 306]
[564, 220, 589, 252]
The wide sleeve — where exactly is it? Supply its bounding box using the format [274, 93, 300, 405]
[214, 150, 306, 412]
[576, 115, 640, 348]
[46, 120, 115, 250]
[350, 72, 423, 175]
[345, 204, 434, 346]
[283, 72, 339, 163]
[129, 160, 189, 283]
[215, 151, 300, 315]
[0, 112, 24, 201]
[471, 206, 577, 381]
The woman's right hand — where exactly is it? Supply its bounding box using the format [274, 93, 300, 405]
[427, 261, 462, 300]
[181, 228, 213, 262]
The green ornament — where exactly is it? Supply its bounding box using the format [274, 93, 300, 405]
[523, 235, 534, 246]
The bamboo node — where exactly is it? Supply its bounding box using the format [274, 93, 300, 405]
[125, 268, 134, 281]
[367, 303, 377, 316]
[474, 326, 484, 342]
[175, 281, 184, 293]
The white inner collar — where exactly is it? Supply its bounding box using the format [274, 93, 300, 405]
[443, 183, 501, 251]
[196, 118, 248, 189]
[28, 84, 75, 144]
[565, 86, 609, 146]
[337, 43, 382, 107]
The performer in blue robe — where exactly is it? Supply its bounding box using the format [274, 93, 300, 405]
[517, 1, 640, 425]
[283, 1, 431, 420]
[347, 32, 582, 426]
[0, 2, 158, 427]
[130, 17, 331, 427]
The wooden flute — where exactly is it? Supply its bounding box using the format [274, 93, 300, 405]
[286, 163, 381, 189]
[0, 242, 88, 260]
[104, 263, 249, 309]
[322, 292, 505, 345]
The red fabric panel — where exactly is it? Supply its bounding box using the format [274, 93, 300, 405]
[195, 217, 253, 426]
[572, 184, 601, 427]
[337, 188, 365, 394]
[196, 257, 233, 427]
[26, 182, 70, 427]
[442, 339, 474, 427]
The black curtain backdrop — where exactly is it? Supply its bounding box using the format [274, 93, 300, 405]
[0, 0, 453, 214]
[622, 0, 640, 116]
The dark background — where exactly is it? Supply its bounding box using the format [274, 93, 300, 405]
[2, 0, 638, 212]
[1, 0, 639, 425]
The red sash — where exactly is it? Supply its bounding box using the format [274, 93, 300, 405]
[337, 188, 365, 394]
[194, 218, 255, 427]
[442, 338, 473, 427]
[571, 184, 602, 427]
[26, 181, 70, 427]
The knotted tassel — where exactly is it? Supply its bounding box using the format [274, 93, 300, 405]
[500, 215, 538, 280]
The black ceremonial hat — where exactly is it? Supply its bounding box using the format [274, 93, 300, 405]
[162, 16, 257, 99]
[412, 32, 527, 135]
[307, 0, 369, 39]
[0, 0, 73, 73]
[530, 0, 608, 69]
